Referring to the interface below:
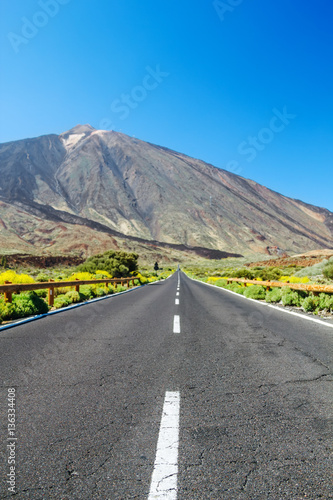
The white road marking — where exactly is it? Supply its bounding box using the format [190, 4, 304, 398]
[175, 299, 179, 305]
[176, 292, 179, 296]
[173, 315, 180, 333]
[148, 391, 180, 500]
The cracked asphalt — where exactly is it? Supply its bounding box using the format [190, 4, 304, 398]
[0, 271, 332, 499]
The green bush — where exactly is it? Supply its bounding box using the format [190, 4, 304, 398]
[281, 288, 302, 307]
[230, 268, 254, 279]
[0, 300, 17, 322]
[14, 293, 49, 317]
[207, 278, 228, 287]
[318, 293, 333, 311]
[78, 285, 96, 300]
[34, 289, 47, 298]
[36, 273, 50, 282]
[95, 287, 107, 297]
[214, 279, 228, 287]
[323, 263, 333, 280]
[54, 295, 71, 309]
[302, 296, 320, 312]
[243, 285, 266, 300]
[77, 250, 138, 277]
[254, 267, 283, 281]
[0, 293, 48, 321]
[225, 283, 245, 294]
[65, 291, 81, 303]
[265, 288, 282, 303]
[138, 275, 149, 285]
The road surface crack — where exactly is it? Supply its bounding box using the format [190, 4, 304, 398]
[284, 373, 331, 385]
[241, 460, 258, 491]
[156, 473, 178, 491]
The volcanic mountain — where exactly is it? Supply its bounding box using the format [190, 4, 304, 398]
[0, 124, 332, 257]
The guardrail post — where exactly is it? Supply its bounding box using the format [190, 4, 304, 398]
[75, 278, 80, 293]
[266, 280, 271, 292]
[127, 279, 130, 288]
[48, 280, 55, 307]
[4, 281, 12, 303]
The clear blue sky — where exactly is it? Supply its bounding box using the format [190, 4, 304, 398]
[1, 0, 332, 211]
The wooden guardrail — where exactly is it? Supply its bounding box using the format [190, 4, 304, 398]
[0, 278, 137, 306]
[224, 278, 333, 295]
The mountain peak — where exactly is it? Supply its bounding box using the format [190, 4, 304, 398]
[62, 124, 95, 136]
[1, 127, 333, 256]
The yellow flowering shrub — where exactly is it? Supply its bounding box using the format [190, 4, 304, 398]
[68, 272, 94, 281]
[207, 277, 221, 283]
[95, 270, 112, 278]
[0, 270, 35, 284]
[280, 276, 310, 284]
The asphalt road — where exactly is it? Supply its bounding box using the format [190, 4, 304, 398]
[0, 271, 332, 499]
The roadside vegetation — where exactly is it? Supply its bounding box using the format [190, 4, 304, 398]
[0, 251, 172, 324]
[184, 257, 333, 317]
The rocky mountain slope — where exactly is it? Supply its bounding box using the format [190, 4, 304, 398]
[0, 124, 332, 257]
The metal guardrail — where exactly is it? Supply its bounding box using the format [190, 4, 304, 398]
[0, 278, 137, 306]
[224, 278, 333, 294]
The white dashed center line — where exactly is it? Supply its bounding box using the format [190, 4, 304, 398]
[173, 315, 180, 333]
[176, 292, 179, 296]
[175, 299, 179, 305]
[148, 391, 180, 500]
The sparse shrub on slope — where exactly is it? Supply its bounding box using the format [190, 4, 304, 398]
[254, 267, 283, 281]
[323, 263, 333, 280]
[36, 273, 50, 282]
[230, 269, 255, 280]
[295, 256, 333, 278]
